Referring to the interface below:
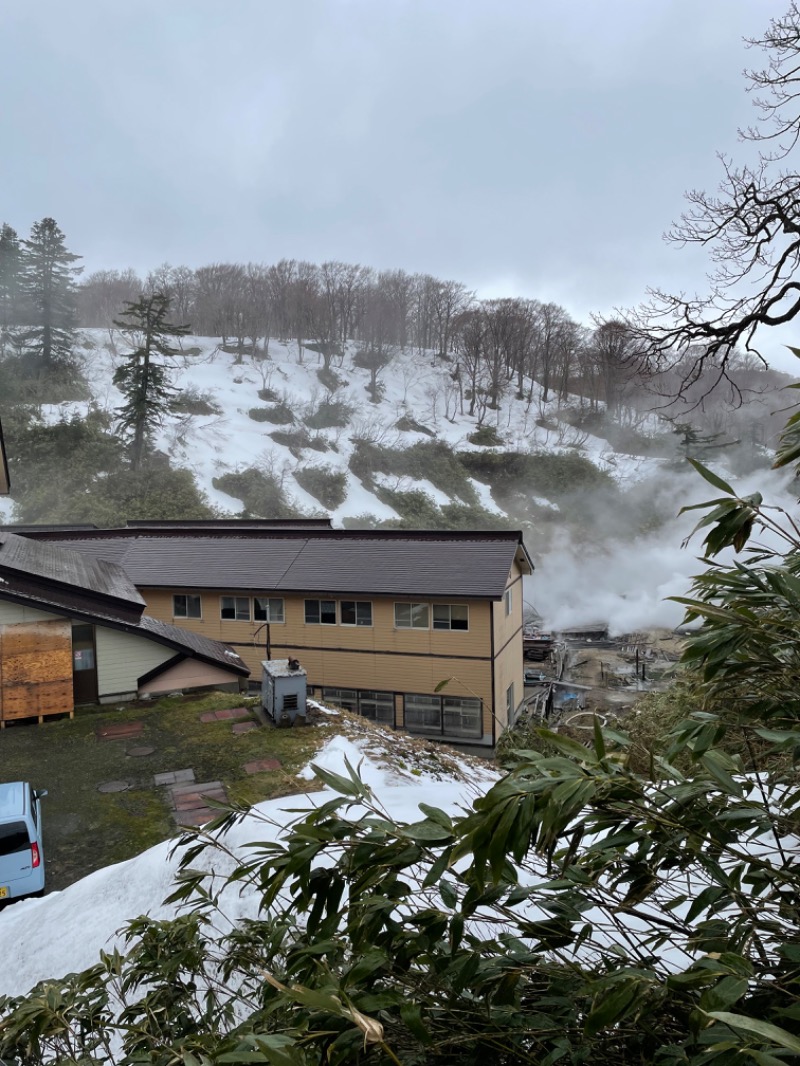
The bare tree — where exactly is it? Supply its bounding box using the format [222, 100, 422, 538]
[626, 4, 800, 394]
[78, 269, 142, 329]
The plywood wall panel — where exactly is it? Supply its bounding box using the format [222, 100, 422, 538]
[0, 620, 74, 722]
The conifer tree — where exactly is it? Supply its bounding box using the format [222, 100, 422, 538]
[0, 223, 22, 356]
[113, 292, 190, 470]
[19, 217, 82, 369]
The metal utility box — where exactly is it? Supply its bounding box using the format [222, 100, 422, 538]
[261, 658, 308, 726]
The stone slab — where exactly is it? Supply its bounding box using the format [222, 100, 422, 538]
[127, 745, 156, 758]
[231, 721, 257, 734]
[97, 780, 130, 793]
[173, 808, 215, 827]
[199, 707, 251, 723]
[154, 768, 195, 787]
[175, 793, 225, 811]
[243, 758, 282, 774]
[169, 779, 223, 797]
[96, 722, 143, 740]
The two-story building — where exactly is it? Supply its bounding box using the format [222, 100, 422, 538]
[23, 525, 534, 746]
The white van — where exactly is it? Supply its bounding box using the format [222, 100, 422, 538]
[0, 782, 47, 902]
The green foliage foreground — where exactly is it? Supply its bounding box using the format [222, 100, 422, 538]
[6, 370, 800, 1064]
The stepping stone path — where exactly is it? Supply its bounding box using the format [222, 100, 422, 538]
[199, 707, 252, 723]
[95, 721, 143, 741]
[127, 745, 156, 758]
[243, 758, 282, 774]
[152, 769, 229, 826]
[231, 721, 257, 735]
[97, 780, 130, 793]
[154, 768, 195, 787]
[170, 781, 229, 827]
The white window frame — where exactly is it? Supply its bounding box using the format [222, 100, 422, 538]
[432, 604, 469, 631]
[405, 693, 482, 739]
[442, 696, 482, 739]
[394, 602, 430, 629]
[220, 596, 251, 621]
[173, 593, 202, 619]
[504, 587, 513, 616]
[253, 597, 285, 623]
[305, 599, 337, 625]
[340, 600, 373, 627]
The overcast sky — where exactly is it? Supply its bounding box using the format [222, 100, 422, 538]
[1, 1, 792, 360]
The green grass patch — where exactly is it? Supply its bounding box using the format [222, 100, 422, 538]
[395, 415, 435, 437]
[0, 691, 332, 892]
[248, 403, 295, 424]
[269, 428, 329, 458]
[459, 449, 615, 523]
[212, 468, 298, 518]
[350, 440, 479, 506]
[294, 465, 347, 509]
[467, 425, 504, 447]
[304, 400, 354, 429]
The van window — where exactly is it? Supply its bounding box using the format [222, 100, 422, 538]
[0, 822, 30, 856]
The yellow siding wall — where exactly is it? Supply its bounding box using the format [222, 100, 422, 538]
[491, 562, 525, 732]
[140, 589, 498, 738]
[94, 626, 176, 699]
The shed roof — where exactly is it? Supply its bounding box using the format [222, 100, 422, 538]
[135, 616, 249, 676]
[0, 531, 145, 621]
[0, 532, 248, 679]
[24, 529, 534, 600]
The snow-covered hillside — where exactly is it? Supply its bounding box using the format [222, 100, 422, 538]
[31, 331, 664, 525]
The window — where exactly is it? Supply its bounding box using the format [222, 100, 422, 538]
[506, 682, 516, 722]
[404, 694, 442, 734]
[0, 822, 30, 857]
[254, 597, 284, 623]
[442, 696, 482, 738]
[173, 594, 201, 619]
[394, 602, 430, 629]
[322, 687, 358, 713]
[221, 596, 250, 621]
[340, 600, 372, 626]
[305, 599, 337, 625]
[358, 690, 394, 725]
[405, 693, 482, 739]
[323, 688, 394, 726]
[504, 587, 513, 616]
[432, 604, 469, 631]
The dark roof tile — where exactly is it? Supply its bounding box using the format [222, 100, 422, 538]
[26, 529, 533, 599]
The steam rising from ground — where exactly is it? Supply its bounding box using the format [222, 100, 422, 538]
[527, 465, 798, 637]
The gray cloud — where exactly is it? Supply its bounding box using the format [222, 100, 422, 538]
[0, 0, 782, 343]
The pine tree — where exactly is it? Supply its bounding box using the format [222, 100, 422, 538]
[0, 223, 22, 356]
[113, 292, 191, 470]
[19, 217, 82, 369]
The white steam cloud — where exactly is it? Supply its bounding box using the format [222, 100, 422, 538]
[526, 466, 798, 637]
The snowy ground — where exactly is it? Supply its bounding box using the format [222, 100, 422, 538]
[0, 726, 724, 1002]
[0, 732, 496, 999]
[21, 331, 666, 526]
